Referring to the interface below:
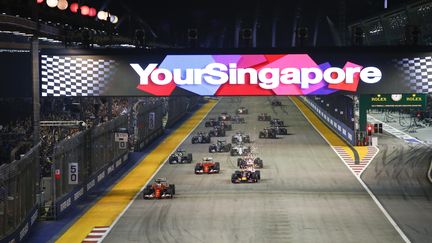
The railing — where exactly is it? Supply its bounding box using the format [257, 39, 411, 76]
[0, 144, 39, 242]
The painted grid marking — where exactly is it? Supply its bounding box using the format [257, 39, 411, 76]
[333, 146, 379, 176]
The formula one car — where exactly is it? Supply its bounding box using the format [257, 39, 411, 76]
[237, 156, 263, 169]
[218, 112, 232, 121]
[218, 121, 233, 131]
[257, 113, 271, 121]
[271, 99, 282, 106]
[142, 178, 175, 199]
[231, 115, 246, 124]
[270, 119, 285, 127]
[271, 126, 288, 135]
[208, 126, 226, 137]
[209, 140, 232, 153]
[205, 118, 219, 127]
[191, 132, 211, 144]
[168, 148, 193, 164]
[231, 169, 261, 183]
[194, 157, 220, 174]
[230, 143, 251, 156]
[259, 128, 277, 139]
[231, 132, 251, 144]
[236, 107, 249, 115]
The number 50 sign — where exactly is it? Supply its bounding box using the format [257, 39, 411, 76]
[68, 163, 79, 185]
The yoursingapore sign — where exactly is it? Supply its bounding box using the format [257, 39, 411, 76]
[131, 62, 381, 90]
[40, 50, 431, 97]
[130, 54, 382, 96]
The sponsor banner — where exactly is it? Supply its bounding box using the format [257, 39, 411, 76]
[40, 48, 432, 96]
[367, 93, 426, 109]
[1, 207, 38, 243]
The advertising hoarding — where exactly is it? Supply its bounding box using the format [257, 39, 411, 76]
[40, 48, 432, 97]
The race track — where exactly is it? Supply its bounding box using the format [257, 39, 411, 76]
[104, 97, 403, 243]
[362, 135, 432, 243]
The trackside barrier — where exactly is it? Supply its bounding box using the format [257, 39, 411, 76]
[301, 97, 355, 145]
[165, 97, 189, 128]
[166, 95, 204, 128]
[54, 152, 129, 218]
[133, 100, 164, 151]
[187, 96, 204, 112]
[0, 144, 40, 243]
[52, 115, 129, 218]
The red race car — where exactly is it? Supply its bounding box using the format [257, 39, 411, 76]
[195, 157, 220, 174]
[142, 178, 175, 199]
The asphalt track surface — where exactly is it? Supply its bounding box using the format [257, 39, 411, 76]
[362, 134, 432, 243]
[104, 97, 403, 243]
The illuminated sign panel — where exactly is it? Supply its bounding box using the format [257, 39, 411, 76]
[39, 48, 432, 97]
[368, 94, 426, 109]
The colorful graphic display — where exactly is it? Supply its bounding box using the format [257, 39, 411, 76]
[40, 48, 432, 96]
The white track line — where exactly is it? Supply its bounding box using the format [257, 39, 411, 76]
[99, 99, 220, 242]
[428, 159, 432, 184]
[291, 97, 411, 243]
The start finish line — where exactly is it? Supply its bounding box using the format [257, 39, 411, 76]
[39, 47, 432, 97]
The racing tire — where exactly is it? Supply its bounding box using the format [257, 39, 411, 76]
[214, 162, 220, 173]
[169, 157, 177, 164]
[169, 184, 176, 195]
[195, 164, 202, 174]
[256, 171, 261, 180]
[237, 158, 243, 167]
[187, 153, 193, 163]
[142, 185, 152, 199]
[231, 174, 239, 183]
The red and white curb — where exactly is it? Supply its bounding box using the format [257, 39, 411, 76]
[333, 146, 379, 176]
[82, 226, 110, 243]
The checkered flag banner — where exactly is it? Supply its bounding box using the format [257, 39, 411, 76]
[41, 55, 117, 96]
[394, 56, 432, 93]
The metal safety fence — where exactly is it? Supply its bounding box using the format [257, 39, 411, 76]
[133, 99, 164, 151]
[187, 95, 203, 112]
[0, 144, 39, 241]
[165, 96, 203, 128]
[51, 115, 128, 217]
[165, 97, 188, 128]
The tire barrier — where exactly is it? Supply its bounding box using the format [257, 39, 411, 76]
[50, 115, 129, 218]
[133, 99, 164, 151]
[0, 144, 39, 242]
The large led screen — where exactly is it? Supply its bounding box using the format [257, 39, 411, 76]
[40, 48, 432, 97]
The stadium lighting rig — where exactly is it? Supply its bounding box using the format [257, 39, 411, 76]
[36, 0, 119, 24]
